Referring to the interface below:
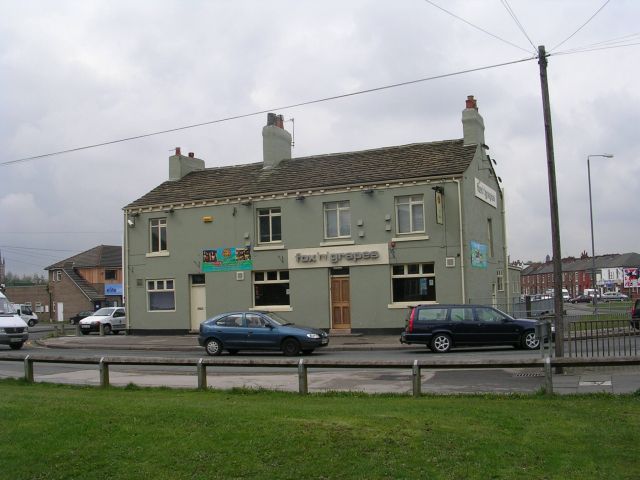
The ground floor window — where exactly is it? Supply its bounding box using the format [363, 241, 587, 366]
[254, 270, 290, 306]
[392, 263, 436, 302]
[147, 279, 175, 311]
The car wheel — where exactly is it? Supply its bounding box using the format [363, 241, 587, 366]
[522, 331, 540, 350]
[9, 342, 24, 350]
[227, 349, 239, 355]
[302, 349, 315, 355]
[205, 338, 223, 356]
[102, 324, 112, 335]
[430, 334, 451, 353]
[281, 338, 301, 356]
[27, 319, 36, 327]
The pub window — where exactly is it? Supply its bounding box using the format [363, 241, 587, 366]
[324, 201, 351, 239]
[147, 279, 175, 311]
[391, 263, 436, 303]
[149, 218, 168, 253]
[254, 270, 290, 306]
[395, 195, 425, 234]
[257, 207, 282, 243]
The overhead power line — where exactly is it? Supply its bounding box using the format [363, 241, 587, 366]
[550, 0, 611, 52]
[1, 56, 535, 167]
[424, 0, 534, 54]
[500, 0, 537, 52]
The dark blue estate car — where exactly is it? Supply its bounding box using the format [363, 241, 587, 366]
[400, 304, 547, 353]
[198, 311, 329, 356]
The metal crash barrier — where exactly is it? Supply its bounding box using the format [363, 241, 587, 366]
[2, 353, 640, 395]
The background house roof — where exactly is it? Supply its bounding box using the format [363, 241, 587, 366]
[126, 139, 477, 208]
[521, 253, 640, 275]
[46, 245, 122, 270]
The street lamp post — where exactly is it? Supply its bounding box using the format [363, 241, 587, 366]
[587, 153, 614, 316]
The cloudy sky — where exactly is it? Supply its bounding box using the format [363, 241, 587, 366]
[1, 0, 638, 276]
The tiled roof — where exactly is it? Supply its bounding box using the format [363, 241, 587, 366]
[125, 139, 476, 208]
[46, 245, 122, 270]
[521, 253, 640, 275]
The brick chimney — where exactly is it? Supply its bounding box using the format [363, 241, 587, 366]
[262, 113, 292, 170]
[169, 147, 205, 181]
[461, 95, 485, 146]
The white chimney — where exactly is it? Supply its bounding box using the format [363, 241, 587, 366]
[462, 95, 485, 146]
[169, 147, 205, 181]
[262, 113, 292, 170]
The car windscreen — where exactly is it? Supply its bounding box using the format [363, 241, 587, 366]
[93, 308, 115, 316]
[263, 312, 290, 326]
[0, 298, 16, 315]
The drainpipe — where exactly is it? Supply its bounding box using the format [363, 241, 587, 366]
[124, 211, 130, 332]
[455, 179, 466, 303]
[501, 188, 510, 313]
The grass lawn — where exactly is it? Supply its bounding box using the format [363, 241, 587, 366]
[2, 379, 639, 479]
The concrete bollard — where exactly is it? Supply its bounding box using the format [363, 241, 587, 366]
[24, 355, 34, 383]
[544, 356, 553, 394]
[197, 359, 207, 390]
[412, 360, 422, 397]
[99, 323, 105, 336]
[298, 359, 308, 395]
[99, 357, 109, 388]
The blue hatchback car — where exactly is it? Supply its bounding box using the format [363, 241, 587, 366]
[198, 311, 329, 356]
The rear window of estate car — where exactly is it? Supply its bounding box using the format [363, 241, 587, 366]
[417, 308, 448, 322]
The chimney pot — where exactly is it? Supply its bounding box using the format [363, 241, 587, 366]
[465, 95, 478, 110]
[188, 152, 195, 158]
[175, 147, 181, 156]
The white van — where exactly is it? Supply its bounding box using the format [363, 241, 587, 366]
[12, 303, 39, 327]
[0, 293, 29, 350]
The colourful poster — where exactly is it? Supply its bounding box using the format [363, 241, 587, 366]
[202, 247, 252, 272]
[624, 268, 639, 288]
[471, 241, 488, 269]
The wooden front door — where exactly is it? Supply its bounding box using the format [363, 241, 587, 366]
[331, 276, 351, 330]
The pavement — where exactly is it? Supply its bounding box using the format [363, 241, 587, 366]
[22, 331, 640, 395]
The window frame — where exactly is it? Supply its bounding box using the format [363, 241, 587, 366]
[257, 207, 282, 244]
[497, 269, 504, 292]
[253, 270, 290, 307]
[323, 201, 351, 239]
[146, 278, 176, 312]
[395, 195, 425, 235]
[390, 263, 436, 305]
[149, 217, 168, 253]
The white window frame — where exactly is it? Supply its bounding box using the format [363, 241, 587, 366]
[497, 269, 504, 292]
[395, 195, 425, 235]
[149, 218, 168, 253]
[257, 207, 282, 244]
[487, 218, 494, 258]
[252, 270, 291, 309]
[388, 263, 436, 307]
[323, 201, 351, 239]
[147, 278, 175, 312]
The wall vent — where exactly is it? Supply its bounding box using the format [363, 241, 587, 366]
[236, 272, 245, 281]
[445, 257, 456, 268]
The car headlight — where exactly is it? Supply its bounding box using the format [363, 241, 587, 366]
[306, 333, 320, 339]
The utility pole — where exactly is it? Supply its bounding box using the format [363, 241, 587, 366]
[538, 45, 564, 359]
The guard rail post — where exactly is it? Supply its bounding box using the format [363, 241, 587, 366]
[99, 357, 109, 388]
[23, 355, 34, 383]
[412, 360, 421, 397]
[76, 324, 81, 336]
[298, 359, 308, 395]
[544, 356, 553, 394]
[197, 358, 207, 390]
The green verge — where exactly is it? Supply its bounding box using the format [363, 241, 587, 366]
[1, 379, 639, 479]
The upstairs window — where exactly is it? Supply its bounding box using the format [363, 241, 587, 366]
[324, 201, 351, 239]
[105, 269, 117, 280]
[149, 218, 167, 253]
[395, 195, 425, 234]
[258, 207, 282, 244]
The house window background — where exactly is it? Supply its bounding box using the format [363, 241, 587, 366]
[150, 218, 167, 253]
[254, 270, 290, 306]
[324, 201, 351, 238]
[392, 263, 436, 302]
[105, 269, 117, 280]
[258, 207, 282, 243]
[147, 279, 175, 311]
[395, 195, 425, 234]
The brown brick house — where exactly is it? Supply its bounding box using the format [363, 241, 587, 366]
[45, 245, 122, 322]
